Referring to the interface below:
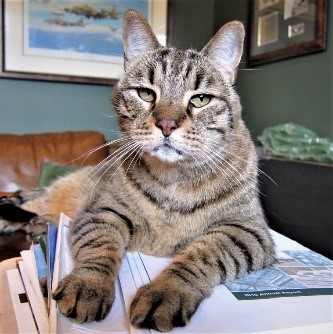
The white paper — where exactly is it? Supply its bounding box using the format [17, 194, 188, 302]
[55, 214, 333, 334]
[117, 232, 333, 334]
[18, 261, 49, 333]
[7, 268, 38, 334]
[20, 249, 46, 311]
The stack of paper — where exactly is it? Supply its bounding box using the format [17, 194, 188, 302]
[6, 214, 333, 333]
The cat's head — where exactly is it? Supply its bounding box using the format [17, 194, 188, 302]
[112, 10, 245, 165]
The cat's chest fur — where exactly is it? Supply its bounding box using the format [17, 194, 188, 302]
[88, 137, 257, 256]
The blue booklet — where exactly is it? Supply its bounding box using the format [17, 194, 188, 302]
[46, 222, 58, 312]
[33, 244, 47, 281]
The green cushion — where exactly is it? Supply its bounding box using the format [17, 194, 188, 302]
[39, 162, 80, 188]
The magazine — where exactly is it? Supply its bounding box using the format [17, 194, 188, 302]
[225, 250, 333, 300]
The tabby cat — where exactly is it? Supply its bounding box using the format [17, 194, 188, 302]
[2, 10, 276, 332]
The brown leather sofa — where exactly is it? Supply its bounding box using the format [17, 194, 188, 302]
[0, 131, 110, 261]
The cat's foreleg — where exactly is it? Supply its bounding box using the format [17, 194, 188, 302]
[0, 189, 50, 236]
[53, 210, 132, 323]
[0, 194, 38, 233]
[129, 238, 215, 331]
[130, 222, 275, 331]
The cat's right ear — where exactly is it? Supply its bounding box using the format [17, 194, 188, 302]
[123, 10, 161, 69]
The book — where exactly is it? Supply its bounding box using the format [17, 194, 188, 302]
[49, 213, 75, 333]
[46, 222, 58, 313]
[7, 214, 333, 333]
[17, 259, 49, 333]
[19, 249, 46, 313]
[7, 268, 38, 333]
[33, 244, 47, 282]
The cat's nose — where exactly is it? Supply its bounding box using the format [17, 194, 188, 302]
[156, 119, 178, 137]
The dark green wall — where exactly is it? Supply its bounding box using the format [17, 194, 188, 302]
[1, 0, 332, 140]
[213, 0, 333, 139]
[168, 0, 215, 49]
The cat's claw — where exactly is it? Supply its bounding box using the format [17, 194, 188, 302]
[53, 270, 115, 323]
[23, 215, 51, 242]
[130, 279, 202, 332]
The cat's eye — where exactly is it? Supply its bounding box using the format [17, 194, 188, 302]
[190, 94, 211, 108]
[138, 88, 156, 103]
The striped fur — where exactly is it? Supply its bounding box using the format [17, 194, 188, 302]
[12, 11, 275, 331]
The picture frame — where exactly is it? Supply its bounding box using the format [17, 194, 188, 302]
[0, 0, 168, 85]
[249, 0, 327, 66]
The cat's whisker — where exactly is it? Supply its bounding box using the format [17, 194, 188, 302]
[89, 141, 142, 197]
[190, 145, 236, 189]
[124, 145, 145, 178]
[79, 140, 136, 200]
[221, 146, 277, 186]
[210, 144, 277, 191]
[203, 152, 253, 206]
[105, 143, 143, 185]
[202, 141, 252, 189]
[211, 147, 249, 183]
[190, 147, 220, 177]
[216, 159, 261, 202]
[96, 127, 132, 138]
[86, 138, 134, 178]
[82, 144, 132, 191]
[99, 111, 117, 118]
[96, 128, 124, 135]
[198, 147, 236, 190]
[216, 155, 256, 196]
[207, 141, 257, 186]
[66, 138, 134, 201]
[190, 149, 212, 178]
[66, 137, 128, 167]
[91, 141, 137, 177]
[222, 148, 276, 189]
[257, 168, 277, 186]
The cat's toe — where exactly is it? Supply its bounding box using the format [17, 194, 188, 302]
[130, 281, 201, 332]
[53, 271, 115, 323]
[24, 216, 48, 241]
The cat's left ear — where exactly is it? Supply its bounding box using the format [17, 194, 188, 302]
[123, 10, 161, 69]
[201, 21, 245, 85]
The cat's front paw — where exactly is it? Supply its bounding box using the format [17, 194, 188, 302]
[130, 279, 203, 332]
[53, 270, 115, 323]
[24, 215, 49, 242]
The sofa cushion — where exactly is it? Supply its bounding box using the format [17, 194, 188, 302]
[0, 131, 109, 192]
[38, 162, 81, 188]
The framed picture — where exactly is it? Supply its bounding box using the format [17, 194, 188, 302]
[0, 0, 168, 84]
[249, 0, 327, 66]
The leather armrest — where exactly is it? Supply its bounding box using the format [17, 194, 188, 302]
[0, 131, 109, 192]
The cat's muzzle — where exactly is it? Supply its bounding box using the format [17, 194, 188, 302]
[151, 139, 184, 163]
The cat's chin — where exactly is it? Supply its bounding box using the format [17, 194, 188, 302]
[150, 143, 184, 163]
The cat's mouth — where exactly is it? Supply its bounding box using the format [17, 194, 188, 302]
[151, 140, 184, 162]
